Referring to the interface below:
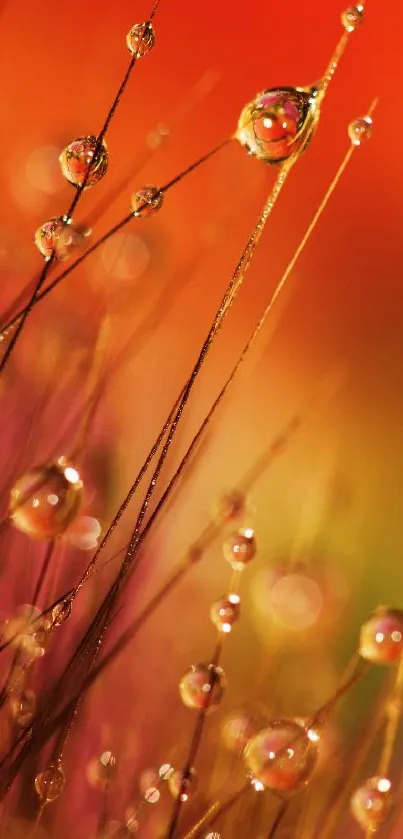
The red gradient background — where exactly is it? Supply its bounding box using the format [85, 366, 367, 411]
[0, 0, 403, 836]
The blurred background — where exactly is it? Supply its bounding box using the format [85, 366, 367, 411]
[0, 0, 403, 836]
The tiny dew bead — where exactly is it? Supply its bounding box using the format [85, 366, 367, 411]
[210, 594, 240, 633]
[359, 608, 403, 664]
[351, 776, 392, 832]
[51, 597, 73, 627]
[35, 765, 65, 803]
[130, 186, 163, 218]
[348, 116, 372, 146]
[223, 528, 256, 571]
[341, 4, 364, 32]
[179, 663, 225, 711]
[126, 22, 155, 57]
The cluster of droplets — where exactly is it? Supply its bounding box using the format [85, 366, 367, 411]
[1, 604, 50, 728]
[33, 5, 369, 264]
[179, 524, 257, 712]
[1, 458, 83, 729]
[2, 596, 74, 730]
[346, 607, 403, 834]
[9, 5, 383, 832]
[235, 3, 367, 169]
[98, 761, 179, 835]
[34, 19, 156, 262]
[240, 606, 403, 807]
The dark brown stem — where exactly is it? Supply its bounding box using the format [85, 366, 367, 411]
[267, 800, 288, 839]
[32, 541, 55, 607]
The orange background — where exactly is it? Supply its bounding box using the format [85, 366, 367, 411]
[0, 0, 403, 836]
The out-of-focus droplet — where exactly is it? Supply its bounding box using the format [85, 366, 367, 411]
[130, 186, 163, 218]
[179, 664, 225, 711]
[126, 22, 155, 57]
[359, 609, 403, 664]
[348, 116, 372, 146]
[146, 124, 170, 151]
[159, 763, 174, 780]
[87, 751, 116, 790]
[237, 87, 318, 164]
[9, 689, 36, 727]
[341, 4, 364, 32]
[221, 711, 255, 753]
[210, 594, 240, 633]
[168, 768, 197, 802]
[267, 573, 323, 631]
[223, 528, 256, 571]
[2, 605, 41, 658]
[351, 776, 392, 832]
[125, 806, 140, 834]
[9, 457, 83, 540]
[60, 136, 108, 189]
[35, 765, 65, 803]
[144, 787, 160, 804]
[53, 220, 91, 261]
[99, 234, 150, 282]
[67, 516, 101, 550]
[244, 719, 319, 793]
[251, 561, 348, 639]
[26, 145, 63, 195]
[214, 490, 246, 524]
